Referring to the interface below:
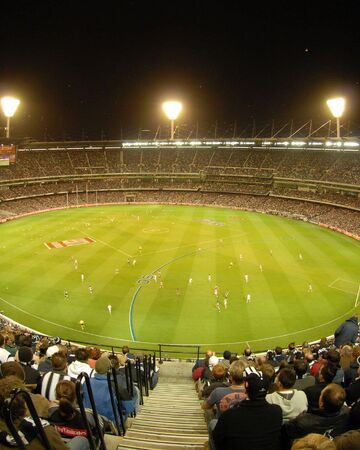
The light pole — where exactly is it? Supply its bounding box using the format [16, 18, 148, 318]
[326, 97, 345, 139]
[162, 101, 182, 140]
[1, 97, 20, 138]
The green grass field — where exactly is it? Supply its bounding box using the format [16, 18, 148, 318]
[0, 204, 359, 353]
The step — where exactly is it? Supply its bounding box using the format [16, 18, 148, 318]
[126, 430, 208, 444]
[117, 437, 206, 449]
[131, 423, 208, 435]
[140, 409, 204, 418]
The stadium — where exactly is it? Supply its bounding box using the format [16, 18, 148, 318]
[0, 134, 359, 350]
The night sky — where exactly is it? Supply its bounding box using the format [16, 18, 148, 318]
[1, 1, 360, 140]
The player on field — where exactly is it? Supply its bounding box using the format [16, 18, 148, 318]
[208, 274, 212, 282]
[132, 259, 136, 267]
[88, 286, 93, 295]
[74, 259, 78, 270]
[259, 264, 263, 272]
[299, 253, 303, 261]
[107, 304, 112, 314]
[138, 246, 142, 254]
[246, 293, 251, 303]
[239, 254, 243, 261]
[229, 261, 234, 269]
[81, 273, 85, 282]
[308, 284, 313, 293]
[216, 300, 221, 312]
[115, 268, 119, 275]
[159, 281, 164, 289]
[223, 297, 228, 309]
[188, 277, 193, 285]
[79, 320, 85, 331]
[214, 286, 219, 298]
[244, 274, 249, 284]
[153, 274, 157, 283]
[64, 290, 69, 300]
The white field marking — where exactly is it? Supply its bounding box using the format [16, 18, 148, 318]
[355, 283, 360, 308]
[74, 230, 132, 258]
[328, 278, 358, 295]
[140, 232, 248, 257]
[0, 296, 132, 343]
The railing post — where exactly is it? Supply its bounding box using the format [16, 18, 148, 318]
[135, 358, 144, 405]
[159, 343, 162, 362]
[76, 372, 107, 450]
[108, 368, 126, 436]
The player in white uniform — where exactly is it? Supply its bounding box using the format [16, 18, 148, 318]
[159, 281, 164, 289]
[216, 300, 221, 312]
[107, 304, 112, 314]
[79, 320, 85, 331]
[214, 286, 219, 298]
[259, 264, 263, 272]
[308, 284, 313, 293]
[64, 290, 69, 300]
[299, 253, 303, 261]
[246, 293, 251, 303]
[153, 274, 157, 283]
[208, 274, 212, 282]
[81, 273, 85, 282]
[88, 286, 93, 295]
[132, 259, 136, 267]
[244, 274, 249, 283]
[74, 259, 78, 270]
[223, 297, 228, 309]
[229, 261, 234, 268]
[188, 277, 193, 285]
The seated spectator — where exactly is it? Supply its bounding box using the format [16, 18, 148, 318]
[305, 363, 337, 413]
[243, 347, 253, 361]
[202, 360, 248, 425]
[283, 383, 349, 445]
[326, 349, 345, 385]
[83, 355, 135, 431]
[334, 429, 360, 450]
[0, 376, 78, 449]
[348, 398, 360, 430]
[88, 347, 101, 369]
[0, 361, 50, 418]
[266, 350, 280, 368]
[334, 315, 359, 348]
[122, 345, 135, 361]
[219, 350, 231, 371]
[266, 367, 308, 423]
[67, 348, 93, 379]
[275, 346, 286, 364]
[201, 364, 229, 399]
[192, 350, 213, 374]
[38, 344, 60, 375]
[343, 346, 360, 387]
[311, 348, 328, 378]
[49, 380, 103, 445]
[0, 334, 11, 363]
[291, 433, 336, 450]
[15, 346, 42, 393]
[339, 345, 353, 370]
[212, 367, 282, 450]
[345, 365, 360, 406]
[41, 352, 72, 401]
[293, 359, 316, 391]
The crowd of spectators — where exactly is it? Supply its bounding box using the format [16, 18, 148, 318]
[192, 316, 360, 449]
[0, 317, 142, 448]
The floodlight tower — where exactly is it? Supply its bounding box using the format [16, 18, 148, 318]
[326, 97, 345, 140]
[1, 97, 20, 138]
[162, 101, 182, 140]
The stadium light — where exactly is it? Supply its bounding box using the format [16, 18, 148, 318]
[162, 101, 182, 140]
[1, 97, 20, 138]
[326, 97, 345, 139]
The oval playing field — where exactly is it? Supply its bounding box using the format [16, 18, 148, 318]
[0, 204, 359, 352]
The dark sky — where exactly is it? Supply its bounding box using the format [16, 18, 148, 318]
[1, 1, 360, 140]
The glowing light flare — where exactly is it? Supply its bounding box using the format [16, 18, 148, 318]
[326, 97, 345, 118]
[1, 97, 20, 118]
[162, 101, 183, 120]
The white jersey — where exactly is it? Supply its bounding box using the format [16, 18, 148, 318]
[81, 273, 85, 282]
[244, 274, 249, 283]
[259, 265, 263, 272]
[88, 286, 93, 294]
[188, 278, 193, 285]
[246, 294, 251, 303]
[223, 298, 228, 309]
[153, 274, 157, 282]
[107, 304, 112, 314]
[214, 287, 219, 297]
[208, 274, 212, 282]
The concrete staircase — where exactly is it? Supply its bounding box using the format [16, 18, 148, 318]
[116, 380, 208, 449]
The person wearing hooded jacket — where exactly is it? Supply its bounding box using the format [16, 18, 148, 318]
[67, 348, 93, 380]
[334, 316, 359, 348]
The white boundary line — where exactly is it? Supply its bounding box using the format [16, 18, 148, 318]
[76, 231, 133, 258]
[0, 294, 356, 347]
[328, 278, 359, 295]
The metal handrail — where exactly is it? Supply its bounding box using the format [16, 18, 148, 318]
[135, 358, 144, 405]
[107, 368, 125, 436]
[76, 372, 107, 450]
[3, 388, 53, 450]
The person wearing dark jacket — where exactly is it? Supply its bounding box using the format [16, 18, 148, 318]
[212, 367, 282, 450]
[305, 363, 337, 413]
[334, 316, 359, 348]
[283, 383, 349, 447]
[15, 346, 42, 394]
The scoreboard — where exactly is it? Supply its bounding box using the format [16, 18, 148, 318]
[0, 145, 16, 166]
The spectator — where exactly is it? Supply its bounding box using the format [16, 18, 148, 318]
[346, 366, 360, 406]
[15, 346, 42, 393]
[201, 364, 229, 399]
[0, 334, 11, 363]
[291, 433, 336, 450]
[212, 367, 282, 450]
[219, 350, 231, 371]
[266, 367, 308, 423]
[88, 347, 101, 369]
[49, 380, 102, 446]
[334, 429, 360, 450]
[41, 352, 72, 401]
[305, 364, 337, 413]
[343, 346, 360, 387]
[293, 359, 315, 391]
[121, 345, 135, 361]
[38, 344, 60, 375]
[283, 383, 349, 444]
[67, 348, 93, 379]
[275, 346, 286, 364]
[0, 376, 76, 449]
[334, 316, 359, 348]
